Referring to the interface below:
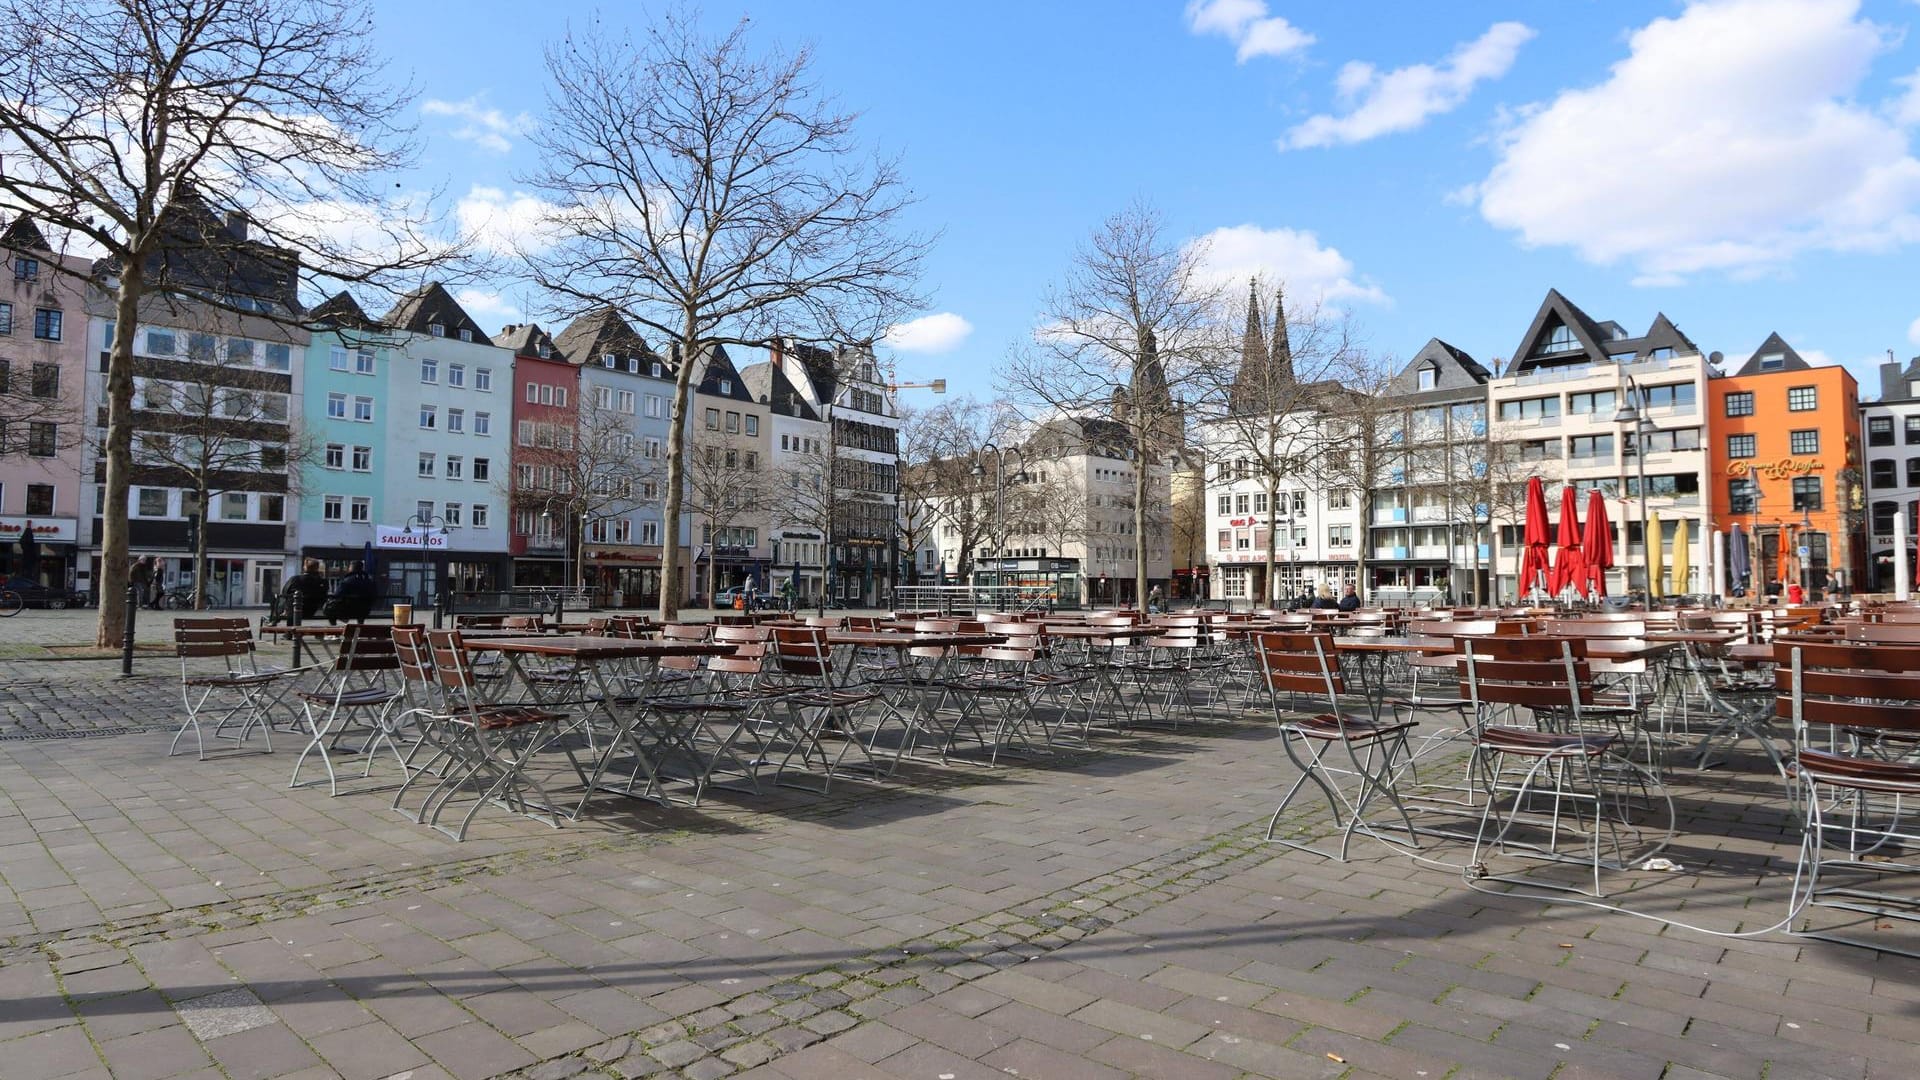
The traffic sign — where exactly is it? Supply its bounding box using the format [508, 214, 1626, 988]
[1797, 545, 1810, 558]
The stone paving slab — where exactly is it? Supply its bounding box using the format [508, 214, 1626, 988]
[0, 660, 1917, 1078]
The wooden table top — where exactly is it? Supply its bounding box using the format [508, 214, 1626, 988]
[825, 631, 1008, 649]
[1041, 625, 1160, 640]
[460, 635, 731, 660]
[1331, 635, 1456, 653]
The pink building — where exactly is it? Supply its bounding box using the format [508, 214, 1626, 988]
[0, 216, 90, 594]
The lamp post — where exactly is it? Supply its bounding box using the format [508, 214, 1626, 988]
[1800, 507, 1814, 600]
[971, 441, 1026, 610]
[1611, 376, 1657, 597]
[402, 511, 448, 626]
[1750, 484, 1764, 597]
[537, 495, 579, 604]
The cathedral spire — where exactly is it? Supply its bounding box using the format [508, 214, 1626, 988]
[1240, 277, 1265, 375]
[1269, 285, 1293, 383]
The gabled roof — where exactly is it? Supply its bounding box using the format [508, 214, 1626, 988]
[308, 291, 377, 330]
[1732, 331, 1811, 376]
[1389, 338, 1490, 397]
[1509, 288, 1615, 372]
[382, 282, 492, 344]
[551, 307, 655, 368]
[0, 215, 51, 253]
[495, 322, 561, 360]
[94, 188, 302, 312]
[689, 343, 754, 402]
[739, 360, 819, 421]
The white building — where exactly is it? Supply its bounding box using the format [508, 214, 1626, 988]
[1862, 352, 1920, 592]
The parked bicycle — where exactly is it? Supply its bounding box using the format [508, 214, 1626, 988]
[0, 588, 21, 617]
[161, 585, 224, 610]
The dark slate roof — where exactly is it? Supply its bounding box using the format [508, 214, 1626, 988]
[739, 360, 819, 421]
[1508, 289, 1699, 374]
[689, 344, 754, 402]
[308, 291, 377, 330]
[551, 308, 656, 368]
[0, 215, 51, 253]
[1387, 338, 1490, 399]
[94, 188, 302, 312]
[494, 322, 560, 359]
[382, 282, 492, 344]
[1732, 331, 1812, 376]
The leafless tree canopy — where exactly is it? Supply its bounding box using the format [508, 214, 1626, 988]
[1004, 202, 1220, 606]
[523, 10, 926, 617]
[903, 397, 1006, 581]
[0, 0, 441, 644]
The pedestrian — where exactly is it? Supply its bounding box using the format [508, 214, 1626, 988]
[17, 520, 40, 582]
[1147, 585, 1163, 614]
[129, 555, 153, 608]
[1786, 581, 1805, 606]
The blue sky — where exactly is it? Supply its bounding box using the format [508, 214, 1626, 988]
[381, 0, 1920, 399]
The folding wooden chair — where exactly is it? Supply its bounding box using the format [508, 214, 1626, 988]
[291, 624, 405, 795]
[168, 618, 304, 759]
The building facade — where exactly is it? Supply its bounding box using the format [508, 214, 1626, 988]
[1860, 353, 1920, 592]
[298, 293, 392, 582]
[1707, 334, 1861, 597]
[683, 344, 772, 602]
[1366, 339, 1492, 604]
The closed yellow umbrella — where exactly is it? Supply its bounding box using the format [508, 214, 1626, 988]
[1669, 519, 1690, 596]
[1646, 510, 1663, 600]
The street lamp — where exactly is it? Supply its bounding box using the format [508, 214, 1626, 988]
[1611, 376, 1658, 599]
[537, 495, 579, 604]
[971, 441, 1026, 609]
[1800, 507, 1814, 600]
[402, 511, 448, 626]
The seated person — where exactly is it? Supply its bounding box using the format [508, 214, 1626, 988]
[283, 559, 328, 620]
[1337, 584, 1361, 612]
[1310, 586, 1339, 610]
[325, 561, 379, 623]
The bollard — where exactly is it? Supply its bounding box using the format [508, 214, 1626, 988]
[120, 580, 138, 676]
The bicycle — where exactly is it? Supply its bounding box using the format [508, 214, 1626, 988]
[0, 589, 21, 617]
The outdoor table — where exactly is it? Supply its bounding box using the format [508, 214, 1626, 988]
[1332, 635, 1455, 716]
[1042, 625, 1159, 729]
[259, 622, 356, 668]
[823, 630, 1009, 763]
[461, 634, 732, 814]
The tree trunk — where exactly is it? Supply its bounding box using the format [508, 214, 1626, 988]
[94, 266, 144, 647]
[1133, 431, 1148, 611]
[195, 482, 211, 610]
[656, 319, 698, 622]
[1263, 476, 1279, 607]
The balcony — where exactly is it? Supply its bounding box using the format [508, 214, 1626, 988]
[1372, 508, 1407, 525]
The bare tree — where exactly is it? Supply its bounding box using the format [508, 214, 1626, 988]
[1007, 467, 1089, 562]
[1307, 350, 1401, 595]
[523, 12, 926, 619]
[128, 342, 316, 607]
[0, 0, 445, 645]
[1190, 281, 1353, 605]
[909, 397, 1004, 582]
[0, 356, 76, 456]
[503, 398, 662, 589]
[1004, 203, 1217, 608]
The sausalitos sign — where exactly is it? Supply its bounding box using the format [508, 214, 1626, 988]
[1727, 458, 1823, 479]
[374, 525, 449, 550]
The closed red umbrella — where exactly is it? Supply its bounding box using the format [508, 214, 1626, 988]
[1581, 489, 1612, 598]
[1550, 486, 1585, 597]
[1517, 476, 1551, 601]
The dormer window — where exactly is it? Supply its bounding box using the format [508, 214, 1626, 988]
[1757, 352, 1785, 371]
[1538, 324, 1576, 355]
[626, 358, 639, 373]
[13, 257, 37, 281]
[602, 353, 617, 368]
[650, 361, 663, 377]
[537, 344, 551, 358]
[719, 378, 732, 394]
[458, 327, 473, 343]
[1416, 364, 1437, 391]
[429, 323, 445, 338]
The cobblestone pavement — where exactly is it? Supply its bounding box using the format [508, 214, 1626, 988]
[0, 660, 1917, 1079]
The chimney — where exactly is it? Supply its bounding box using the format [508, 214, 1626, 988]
[223, 211, 248, 240]
[1882, 349, 1904, 401]
[769, 337, 784, 371]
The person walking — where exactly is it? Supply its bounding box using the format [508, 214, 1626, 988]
[129, 555, 154, 609]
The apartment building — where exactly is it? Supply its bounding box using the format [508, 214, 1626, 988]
[1860, 352, 1920, 592]
[682, 344, 772, 602]
[0, 216, 91, 593]
[1708, 334, 1860, 596]
[739, 353, 830, 600]
[1488, 290, 1714, 599]
[1366, 339, 1492, 604]
[501, 321, 579, 588]
[298, 292, 393, 578]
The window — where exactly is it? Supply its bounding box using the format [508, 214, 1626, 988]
[719, 378, 733, 394]
[725, 411, 739, 433]
[1640, 383, 1694, 409]
[471, 504, 489, 529]
[1869, 416, 1894, 445]
[1252, 492, 1268, 513]
[445, 455, 464, 480]
[1516, 438, 1558, 461]
[1328, 524, 1353, 547]
[517, 419, 534, 446]
[1216, 495, 1231, 515]
[650, 361, 664, 378]
[1568, 434, 1615, 459]
[1233, 493, 1250, 514]
[1870, 458, 1896, 489]
[355, 348, 375, 375]
[135, 487, 168, 517]
[1724, 391, 1755, 418]
[444, 502, 462, 527]
[1787, 386, 1817, 412]
[1416, 364, 1437, 391]
[327, 392, 347, 419]
[644, 437, 661, 459]
[187, 332, 215, 361]
[29, 362, 56, 399]
[472, 457, 490, 482]
[352, 446, 371, 472]
[419, 404, 436, 429]
[421, 358, 438, 383]
[429, 323, 445, 338]
[538, 384, 553, 405]
[1327, 488, 1352, 509]
[330, 345, 350, 372]
[554, 386, 567, 407]
[595, 385, 613, 410]
[1789, 429, 1819, 455]
[1497, 395, 1560, 422]
[353, 396, 373, 422]
[350, 497, 370, 523]
[1757, 352, 1786, 372]
[416, 500, 434, 522]
[418, 452, 435, 478]
[325, 443, 345, 469]
[458, 327, 473, 343]
[1910, 458, 1920, 488]
[474, 367, 492, 391]
[1873, 500, 1897, 536]
[13, 256, 37, 280]
[744, 415, 759, 436]
[220, 492, 249, 521]
[645, 394, 663, 418]
[0, 302, 10, 334]
[33, 308, 61, 341]
[1726, 433, 1756, 459]
[1907, 416, 1920, 445]
[473, 411, 490, 435]
[448, 363, 465, 387]
[144, 328, 175, 355]
[705, 408, 720, 430]
[25, 483, 53, 515]
[1568, 390, 1616, 416]
[447, 408, 464, 433]
[1792, 476, 1823, 511]
[323, 495, 344, 522]
[525, 382, 538, 403]
[616, 390, 635, 413]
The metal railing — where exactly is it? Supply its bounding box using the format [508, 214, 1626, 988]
[891, 584, 1068, 614]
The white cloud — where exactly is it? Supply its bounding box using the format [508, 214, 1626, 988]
[455, 185, 560, 256]
[1284, 22, 1535, 149]
[1908, 315, 1920, 345]
[1184, 0, 1314, 62]
[884, 312, 974, 354]
[1477, 0, 1920, 283]
[453, 288, 521, 330]
[1189, 223, 1388, 305]
[423, 95, 534, 154]
[1899, 69, 1920, 126]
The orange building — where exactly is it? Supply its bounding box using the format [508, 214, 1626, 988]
[1707, 334, 1861, 596]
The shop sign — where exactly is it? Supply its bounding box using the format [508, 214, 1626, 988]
[0, 517, 77, 544]
[374, 525, 449, 550]
[1726, 458, 1823, 479]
